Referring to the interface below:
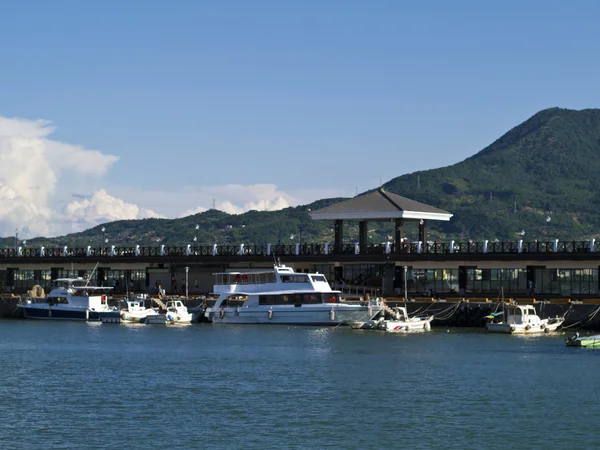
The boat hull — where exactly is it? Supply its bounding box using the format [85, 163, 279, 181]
[486, 321, 563, 334]
[144, 313, 193, 325]
[19, 304, 103, 321]
[207, 304, 383, 326]
[566, 334, 600, 348]
[383, 317, 433, 333]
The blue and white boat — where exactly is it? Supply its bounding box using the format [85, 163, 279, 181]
[19, 278, 114, 321]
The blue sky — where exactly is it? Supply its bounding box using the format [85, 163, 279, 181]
[0, 0, 599, 237]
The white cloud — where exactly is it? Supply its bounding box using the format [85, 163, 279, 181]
[178, 206, 208, 217]
[119, 183, 351, 219]
[0, 115, 354, 238]
[0, 116, 122, 237]
[65, 189, 164, 232]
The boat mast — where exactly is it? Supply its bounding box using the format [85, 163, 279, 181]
[85, 262, 100, 287]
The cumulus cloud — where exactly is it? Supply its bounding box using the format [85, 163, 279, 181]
[0, 115, 353, 238]
[0, 116, 124, 237]
[175, 184, 292, 217]
[65, 189, 164, 232]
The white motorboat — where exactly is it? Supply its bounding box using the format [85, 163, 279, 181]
[119, 295, 160, 323]
[145, 299, 192, 325]
[378, 306, 433, 333]
[19, 278, 114, 321]
[485, 303, 564, 334]
[348, 305, 433, 332]
[205, 262, 384, 325]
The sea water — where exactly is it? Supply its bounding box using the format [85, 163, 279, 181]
[0, 320, 599, 449]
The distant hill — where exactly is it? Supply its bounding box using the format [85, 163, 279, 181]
[383, 107, 600, 240]
[2, 107, 600, 248]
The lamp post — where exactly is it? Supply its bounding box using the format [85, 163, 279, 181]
[185, 266, 189, 299]
[403, 265, 408, 301]
[546, 216, 551, 239]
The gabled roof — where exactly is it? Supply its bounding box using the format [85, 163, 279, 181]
[310, 188, 453, 222]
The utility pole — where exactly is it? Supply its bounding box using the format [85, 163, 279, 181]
[403, 265, 408, 301]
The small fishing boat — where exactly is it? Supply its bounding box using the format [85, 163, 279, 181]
[566, 332, 600, 348]
[119, 295, 159, 323]
[377, 306, 433, 333]
[348, 305, 432, 332]
[485, 303, 564, 334]
[145, 299, 192, 325]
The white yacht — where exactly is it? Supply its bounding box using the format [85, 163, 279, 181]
[205, 263, 384, 325]
[485, 303, 564, 334]
[19, 278, 114, 321]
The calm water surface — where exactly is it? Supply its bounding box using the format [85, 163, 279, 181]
[0, 320, 599, 449]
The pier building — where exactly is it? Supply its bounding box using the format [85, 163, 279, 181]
[0, 189, 599, 300]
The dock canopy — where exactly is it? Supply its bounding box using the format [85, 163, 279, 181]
[309, 187, 453, 253]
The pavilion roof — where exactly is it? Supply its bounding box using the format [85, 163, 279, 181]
[310, 188, 453, 221]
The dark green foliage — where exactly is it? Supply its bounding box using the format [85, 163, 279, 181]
[2, 107, 600, 247]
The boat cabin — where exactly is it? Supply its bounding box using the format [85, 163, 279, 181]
[213, 264, 333, 294]
[505, 304, 540, 325]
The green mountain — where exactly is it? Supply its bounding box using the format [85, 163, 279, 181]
[383, 107, 600, 240]
[2, 107, 600, 248]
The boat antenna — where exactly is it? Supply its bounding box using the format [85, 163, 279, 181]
[86, 262, 100, 287]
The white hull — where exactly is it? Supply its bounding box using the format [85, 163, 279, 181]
[383, 317, 433, 333]
[207, 305, 382, 325]
[120, 309, 159, 323]
[145, 312, 193, 325]
[486, 321, 563, 334]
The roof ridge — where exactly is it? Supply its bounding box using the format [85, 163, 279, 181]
[378, 187, 403, 211]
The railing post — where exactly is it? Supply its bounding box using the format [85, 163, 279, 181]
[324, 243, 329, 255]
[267, 244, 272, 256]
[590, 238, 596, 252]
[40, 246, 45, 257]
[186, 244, 191, 256]
[417, 241, 423, 254]
[385, 242, 390, 254]
[160, 245, 165, 256]
[354, 242, 359, 255]
[239, 243, 244, 256]
[86, 246, 91, 257]
[517, 240, 523, 253]
[135, 245, 140, 256]
[482, 240, 488, 254]
[553, 239, 559, 252]
[110, 245, 115, 257]
[63, 246, 68, 257]
[449, 240, 455, 254]
[212, 244, 217, 256]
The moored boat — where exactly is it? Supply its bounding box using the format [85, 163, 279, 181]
[485, 303, 564, 334]
[19, 278, 114, 321]
[205, 262, 384, 325]
[378, 306, 433, 333]
[566, 332, 600, 348]
[119, 295, 159, 323]
[145, 299, 192, 325]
